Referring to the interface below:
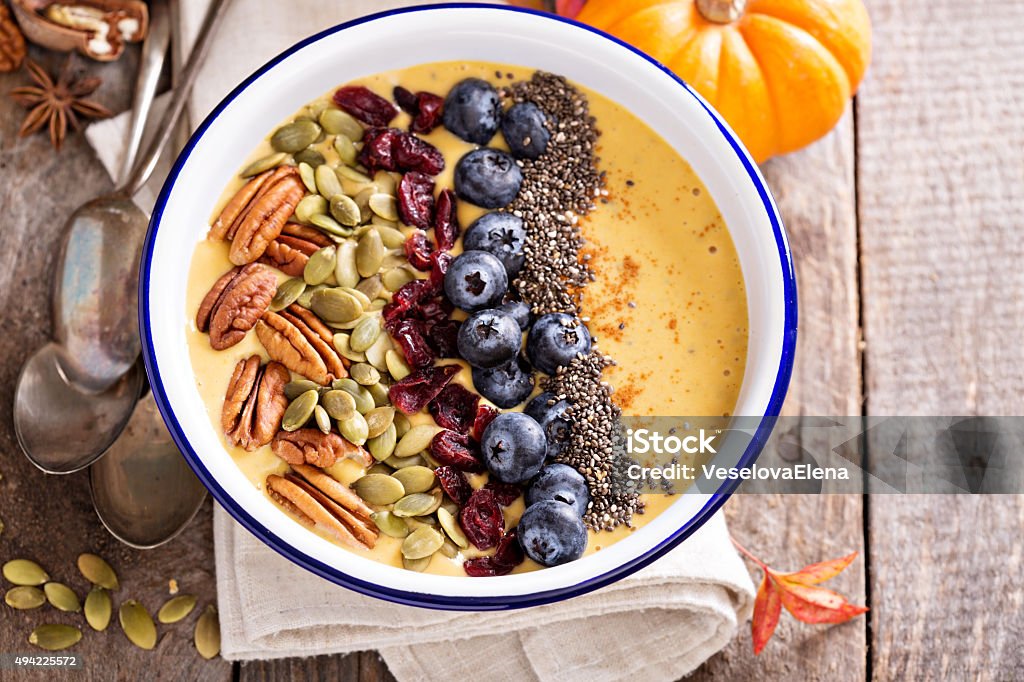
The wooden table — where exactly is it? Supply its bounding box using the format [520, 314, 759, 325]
[1, 0, 1021, 678]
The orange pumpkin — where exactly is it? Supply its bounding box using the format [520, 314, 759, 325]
[576, 0, 871, 162]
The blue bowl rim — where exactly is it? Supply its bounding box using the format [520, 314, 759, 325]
[139, 2, 798, 611]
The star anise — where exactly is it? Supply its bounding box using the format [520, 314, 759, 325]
[9, 58, 112, 150]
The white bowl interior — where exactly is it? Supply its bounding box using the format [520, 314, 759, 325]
[146, 6, 788, 601]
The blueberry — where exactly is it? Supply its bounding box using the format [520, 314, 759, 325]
[444, 250, 508, 312]
[464, 212, 527, 278]
[518, 500, 587, 566]
[525, 392, 573, 459]
[472, 356, 535, 409]
[526, 464, 590, 516]
[501, 102, 552, 160]
[498, 299, 532, 330]
[481, 412, 547, 484]
[443, 78, 502, 145]
[457, 309, 522, 369]
[455, 149, 523, 209]
[526, 313, 592, 375]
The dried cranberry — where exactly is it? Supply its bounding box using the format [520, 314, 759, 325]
[333, 86, 398, 127]
[386, 318, 434, 369]
[358, 127, 398, 173]
[393, 85, 418, 113]
[472, 404, 500, 441]
[404, 230, 435, 271]
[383, 279, 427, 323]
[463, 556, 510, 577]
[433, 189, 460, 251]
[459, 489, 504, 550]
[398, 172, 435, 229]
[415, 297, 451, 323]
[428, 251, 453, 292]
[430, 430, 485, 473]
[427, 318, 461, 359]
[429, 384, 480, 433]
[484, 480, 522, 507]
[413, 92, 444, 134]
[493, 528, 525, 568]
[389, 365, 460, 414]
[435, 465, 473, 505]
[393, 133, 445, 175]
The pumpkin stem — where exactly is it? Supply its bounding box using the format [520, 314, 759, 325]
[696, 0, 748, 24]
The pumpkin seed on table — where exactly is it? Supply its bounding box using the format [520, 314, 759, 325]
[375, 225, 406, 249]
[319, 107, 363, 139]
[385, 453, 425, 469]
[333, 133, 358, 166]
[314, 405, 331, 433]
[364, 406, 395, 439]
[84, 588, 112, 631]
[240, 152, 288, 178]
[29, 624, 81, 651]
[395, 425, 443, 457]
[381, 266, 416, 292]
[283, 389, 319, 431]
[330, 194, 361, 227]
[314, 163, 344, 200]
[157, 594, 197, 624]
[368, 193, 399, 222]
[44, 582, 80, 612]
[352, 474, 405, 505]
[294, 147, 326, 168]
[270, 278, 307, 312]
[392, 465, 435, 495]
[339, 411, 369, 445]
[350, 316, 381, 353]
[5, 585, 45, 609]
[402, 555, 432, 572]
[385, 349, 412, 381]
[437, 507, 470, 549]
[195, 605, 221, 660]
[355, 274, 384, 301]
[368, 423, 397, 461]
[285, 379, 320, 400]
[3, 559, 48, 586]
[334, 239, 360, 288]
[371, 511, 409, 538]
[351, 363, 380, 386]
[401, 526, 444, 560]
[321, 389, 357, 420]
[119, 600, 157, 650]
[311, 288, 363, 324]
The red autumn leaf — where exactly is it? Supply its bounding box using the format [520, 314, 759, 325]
[733, 538, 867, 655]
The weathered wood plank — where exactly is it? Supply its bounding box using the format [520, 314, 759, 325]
[690, 113, 866, 680]
[858, 0, 1024, 678]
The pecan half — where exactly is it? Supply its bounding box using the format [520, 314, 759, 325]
[210, 166, 305, 266]
[271, 428, 372, 469]
[259, 223, 333, 276]
[221, 356, 290, 451]
[266, 469, 378, 550]
[11, 0, 147, 62]
[196, 263, 277, 350]
[255, 305, 346, 384]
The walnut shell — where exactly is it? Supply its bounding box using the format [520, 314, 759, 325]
[11, 0, 147, 62]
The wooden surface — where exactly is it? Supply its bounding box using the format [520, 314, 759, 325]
[1, 0, 1022, 678]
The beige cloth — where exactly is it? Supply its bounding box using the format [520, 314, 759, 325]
[86, 1, 755, 678]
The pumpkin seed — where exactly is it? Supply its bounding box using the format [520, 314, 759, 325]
[320, 389, 357, 421]
[350, 316, 381, 353]
[402, 555, 432, 572]
[352, 474, 405, 505]
[393, 490, 442, 517]
[401, 526, 444, 560]
[440, 499, 460, 517]
[338, 411, 369, 445]
[84, 588, 111, 631]
[385, 349, 412, 381]
[355, 274, 384, 301]
[385, 453, 425, 469]
[354, 187, 374, 223]
[368, 299, 387, 312]
[382, 248, 410, 269]
[294, 148, 326, 168]
[371, 511, 409, 538]
[304, 245, 337, 285]
[310, 213, 352, 237]
[351, 363, 380, 386]
[437, 507, 470, 549]
[333, 133, 358, 166]
[392, 466, 436, 495]
[339, 286, 372, 309]
[119, 600, 157, 650]
[157, 594, 197, 624]
[404, 514, 438, 531]
[366, 462, 393, 476]
[195, 605, 221, 660]
[298, 162, 318, 193]
[310, 288, 363, 324]
[284, 379, 320, 400]
[282, 389, 318, 431]
[329, 194, 361, 227]
[333, 378, 375, 413]
[332, 333, 367, 363]
[381, 266, 416, 292]
[319, 108, 363, 139]
[372, 170, 398, 195]
[366, 381, 390, 407]
[365, 328, 392, 370]
[368, 423, 397, 461]
[28, 624, 81, 651]
[296, 283, 329, 308]
[3, 559, 48, 586]
[375, 225, 406, 249]
[271, 278, 306, 312]
[368, 193, 399, 222]
[314, 405, 331, 434]
[241, 152, 288, 177]
[271, 120, 322, 153]
[364, 406, 395, 439]
[314, 163, 343, 199]
[295, 193, 327, 223]
[5, 585, 45, 609]
[337, 164, 372, 185]
[44, 582, 80, 612]
[334, 240, 360, 288]
[439, 538, 460, 558]
[393, 412, 412, 439]
[395, 425, 443, 458]
[78, 553, 118, 589]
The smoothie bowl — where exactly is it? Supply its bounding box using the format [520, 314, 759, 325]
[142, 4, 795, 609]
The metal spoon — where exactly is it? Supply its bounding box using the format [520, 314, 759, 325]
[14, 0, 232, 473]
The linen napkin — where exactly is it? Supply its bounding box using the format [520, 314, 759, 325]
[86, 1, 756, 678]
